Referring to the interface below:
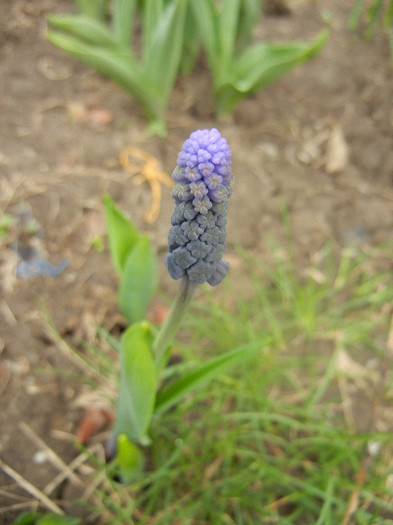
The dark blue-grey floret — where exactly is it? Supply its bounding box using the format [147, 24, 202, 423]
[165, 128, 233, 286]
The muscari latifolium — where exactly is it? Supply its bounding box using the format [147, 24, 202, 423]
[107, 129, 266, 481]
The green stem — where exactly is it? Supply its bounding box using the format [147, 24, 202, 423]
[153, 276, 197, 370]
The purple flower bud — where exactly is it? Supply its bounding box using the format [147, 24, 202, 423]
[193, 196, 212, 215]
[190, 181, 208, 199]
[165, 128, 233, 286]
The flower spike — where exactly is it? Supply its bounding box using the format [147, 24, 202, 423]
[165, 129, 233, 286]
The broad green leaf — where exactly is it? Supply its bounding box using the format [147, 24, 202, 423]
[116, 433, 145, 483]
[114, 322, 157, 445]
[233, 30, 328, 94]
[103, 194, 140, 277]
[154, 339, 270, 415]
[113, 0, 137, 47]
[145, 0, 187, 102]
[47, 14, 122, 51]
[119, 236, 158, 323]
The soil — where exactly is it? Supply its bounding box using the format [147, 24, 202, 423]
[1, 0, 392, 522]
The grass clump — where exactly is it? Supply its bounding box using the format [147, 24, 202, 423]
[23, 241, 393, 524]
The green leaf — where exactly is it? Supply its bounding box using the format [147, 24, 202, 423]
[365, 0, 384, 39]
[236, 0, 264, 52]
[112, 0, 137, 47]
[11, 513, 40, 525]
[233, 30, 328, 94]
[214, 30, 327, 115]
[74, 0, 108, 21]
[118, 235, 157, 323]
[142, 0, 164, 59]
[114, 322, 157, 445]
[189, 0, 219, 71]
[0, 213, 13, 237]
[12, 513, 81, 525]
[155, 339, 270, 415]
[46, 29, 155, 104]
[38, 515, 81, 525]
[348, 0, 365, 30]
[218, 0, 241, 72]
[116, 433, 145, 483]
[145, 0, 187, 102]
[47, 14, 122, 51]
[179, 2, 200, 75]
[103, 194, 140, 276]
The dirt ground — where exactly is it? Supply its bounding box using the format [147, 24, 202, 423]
[0, 0, 392, 522]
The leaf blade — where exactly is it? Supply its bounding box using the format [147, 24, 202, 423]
[112, 0, 137, 47]
[233, 30, 328, 93]
[47, 14, 122, 50]
[155, 339, 270, 415]
[114, 322, 157, 445]
[103, 194, 140, 277]
[145, 0, 187, 102]
[119, 236, 158, 323]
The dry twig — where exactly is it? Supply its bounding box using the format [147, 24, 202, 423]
[120, 147, 173, 223]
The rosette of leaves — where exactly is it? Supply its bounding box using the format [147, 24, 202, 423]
[189, 0, 328, 115]
[47, 0, 186, 136]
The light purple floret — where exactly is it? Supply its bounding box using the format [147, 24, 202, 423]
[165, 128, 233, 286]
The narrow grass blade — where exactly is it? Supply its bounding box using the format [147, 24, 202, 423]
[348, 0, 366, 30]
[154, 339, 269, 415]
[365, 0, 384, 39]
[385, 2, 393, 26]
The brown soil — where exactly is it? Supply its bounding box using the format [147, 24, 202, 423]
[1, 0, 392, 522]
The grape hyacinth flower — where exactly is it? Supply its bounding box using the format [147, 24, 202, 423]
[152, 129, 233, 369]
[165, 128, 233, 286]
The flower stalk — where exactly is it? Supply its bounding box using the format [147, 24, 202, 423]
[152, 276, 197, 371]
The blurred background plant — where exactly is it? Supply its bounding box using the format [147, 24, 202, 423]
[47, 0, 187, 136]
[349, 0, 393, 60]
[188, 0, 327, 115]
[47, 0, 327, 135]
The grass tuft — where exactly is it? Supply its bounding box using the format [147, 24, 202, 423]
[37, 241, 393, 524]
